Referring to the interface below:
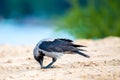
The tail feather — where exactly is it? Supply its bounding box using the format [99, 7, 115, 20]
[72, 44, 87, 47]
[78, 49, 87, 51]
[73, 51, 90, 58]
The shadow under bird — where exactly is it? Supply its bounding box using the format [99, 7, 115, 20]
[33, 38, 90, 69]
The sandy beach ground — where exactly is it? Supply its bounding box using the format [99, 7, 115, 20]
[0, 37, 120, 80]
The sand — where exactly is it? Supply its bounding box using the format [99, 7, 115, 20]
[0, 36, 120, 80]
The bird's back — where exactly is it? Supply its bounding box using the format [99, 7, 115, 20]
[39, 39, 76, 52]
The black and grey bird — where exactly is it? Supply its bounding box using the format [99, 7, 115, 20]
[33, 38, 90, 69]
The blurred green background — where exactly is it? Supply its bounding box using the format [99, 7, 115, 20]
[0, 0, 120, 44]
[57, 0, 120, 39]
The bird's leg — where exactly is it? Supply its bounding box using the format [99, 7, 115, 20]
[44, 58, 57, 69]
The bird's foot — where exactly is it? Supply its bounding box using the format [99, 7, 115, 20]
[41, 66, 54, 69]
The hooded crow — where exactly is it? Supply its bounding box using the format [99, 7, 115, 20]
[33, 38, 90, 69]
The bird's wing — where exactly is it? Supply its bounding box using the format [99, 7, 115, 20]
[55, 38, 73, 42]
[39, 39, 78, 52]
[47, 44, 78, 52]
[54, 39, 86, 47]
[53, 39, 73, 46]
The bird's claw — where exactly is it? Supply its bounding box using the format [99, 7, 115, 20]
[41, 66, 54, 69]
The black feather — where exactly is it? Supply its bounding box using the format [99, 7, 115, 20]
[57, 38, 73, 42]
[73, 51, 90, 58]
[78, 49, 87, 51]
[72, 44, 87, 47]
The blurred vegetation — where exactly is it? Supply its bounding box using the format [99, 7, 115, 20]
[0, 0, 120, 39]
[57, 0, 120, 39]
[0, 0, 71, 18]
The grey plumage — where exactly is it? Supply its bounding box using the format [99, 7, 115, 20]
[33, 38, 90, 69]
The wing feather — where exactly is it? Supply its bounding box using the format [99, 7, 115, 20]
[39, 38, 86, 52]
